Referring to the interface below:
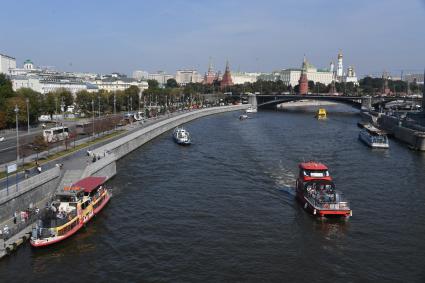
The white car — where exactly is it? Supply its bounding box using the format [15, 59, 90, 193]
[0, 137, 5, 142]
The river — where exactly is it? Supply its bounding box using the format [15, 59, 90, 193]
[1, 105, 425, 282]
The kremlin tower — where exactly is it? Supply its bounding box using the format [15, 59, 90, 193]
[336, 50, 343, 78]
[220, 60, 233, 89]
[203, 58, 217, 85]
[298, 56, 308, 95]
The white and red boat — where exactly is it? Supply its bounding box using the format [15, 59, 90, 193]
[295, 162, 351, 218]
[31, 176, 111, 247]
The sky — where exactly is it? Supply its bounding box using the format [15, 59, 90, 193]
[1, 0, 424, 77]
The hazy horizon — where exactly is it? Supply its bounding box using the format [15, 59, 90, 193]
[1, 0, 424, 77]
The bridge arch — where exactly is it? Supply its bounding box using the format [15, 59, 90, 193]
[257, 96, 362, 109]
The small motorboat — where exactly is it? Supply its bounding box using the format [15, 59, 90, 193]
[173, 127, 191, 145]
[239, 114, 248, 120]
[245, 106, 257, 113]
[315, 108, 327, 120]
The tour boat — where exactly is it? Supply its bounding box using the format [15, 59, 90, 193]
[245, 106, 257, 113]
[173, 127, 191, 145]
[30, 176, 111, 247]
[315, 108, 327, 120]
[295, 162, 352, 218]
[359, 124, 389, 148]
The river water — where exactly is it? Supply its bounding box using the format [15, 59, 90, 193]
[1, 105, 425, 282]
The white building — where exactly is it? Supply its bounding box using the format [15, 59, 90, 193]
[148, 71, 174, 85]
[333, 51, 358, 84]
[231, 72, 259, 84]
[132, 70, 149, 81]
[404, 73, 424, 85]
[336, 51, 343, 78]
[278, 59, 334, 86]
[175, 69, 202, 85]
[93, 78, 148, 93]
[343, 66, 359, 85]
[12, 76, 94, 95]
[0, 53, 17, 75]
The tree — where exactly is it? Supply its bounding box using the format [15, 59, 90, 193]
[147, 79, 159, 89]
[43, 92, 58, 115]
[5, 96, 27, 126]
[124, 86, 141, 111]
[166, 78, 178, 88]
[16, 88, 43, 124]
[0, 74, 14, 112]
[76, 90, 95, 113]
[52, 88, 74, 108]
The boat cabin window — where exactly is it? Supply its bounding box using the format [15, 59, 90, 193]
[302, 170, 329, 178]
[56, 195, 76, 203]
[81, 200, 91, 209]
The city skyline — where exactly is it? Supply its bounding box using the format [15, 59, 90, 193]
[1, 0, 424, 76]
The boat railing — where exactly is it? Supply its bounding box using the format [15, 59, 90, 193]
[41, 209, 78, 229]
[305, 195, 350, 210]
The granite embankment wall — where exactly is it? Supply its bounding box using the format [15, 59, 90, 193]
[0, 167, 61, 223]
[91, 105, 247, 161]
[0, 105, 247, 225]
[377, 115, 425, 150]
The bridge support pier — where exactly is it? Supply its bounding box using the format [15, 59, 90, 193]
[361, 96, 372, 111]
[248, 93, 257, 108]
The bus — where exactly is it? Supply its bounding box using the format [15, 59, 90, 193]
[76, 122, 92, 135]
[43, 126, 69, 143]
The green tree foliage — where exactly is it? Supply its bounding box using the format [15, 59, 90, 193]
[4, 96, 27, 125]
[166, 78, 178, 88]
[15, 88, 44, 124]
[0, 74, 15, 119]
[147, 79, 159, 89]
[76, 90, 95, 113]
[358, 77, 409, 95]
[53, 88, 74, 107]
[124, 85, 140, 111]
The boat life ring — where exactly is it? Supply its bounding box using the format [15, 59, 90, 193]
[324, 204, 330, 209]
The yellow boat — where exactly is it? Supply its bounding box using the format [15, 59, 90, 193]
[316, 108, 327, 120]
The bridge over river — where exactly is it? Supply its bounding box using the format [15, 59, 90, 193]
[244, 93, 421, 110]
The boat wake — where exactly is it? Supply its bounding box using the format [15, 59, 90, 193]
[265, 162, 296, 197]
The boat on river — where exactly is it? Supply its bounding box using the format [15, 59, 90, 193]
[239, 114, 248, 120]
[359, 124, 389, 148]
[30, 176, 111, 247]
[173, 127, 191, 145]
[295, 162, 352, 218]
[315, 108, 327, 120]
[245, 106, 257, 113]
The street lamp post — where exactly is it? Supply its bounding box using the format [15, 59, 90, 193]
[113, 94, 116, 116]
[91, 100, 95, 140]
[60, 98, 66, 149]
[14, 105, 19, 163]
[113, 94, 117, 130]
[98, 95, 101, 135]
[14, 104, 20, 191]
[26, 98, 30, 134]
